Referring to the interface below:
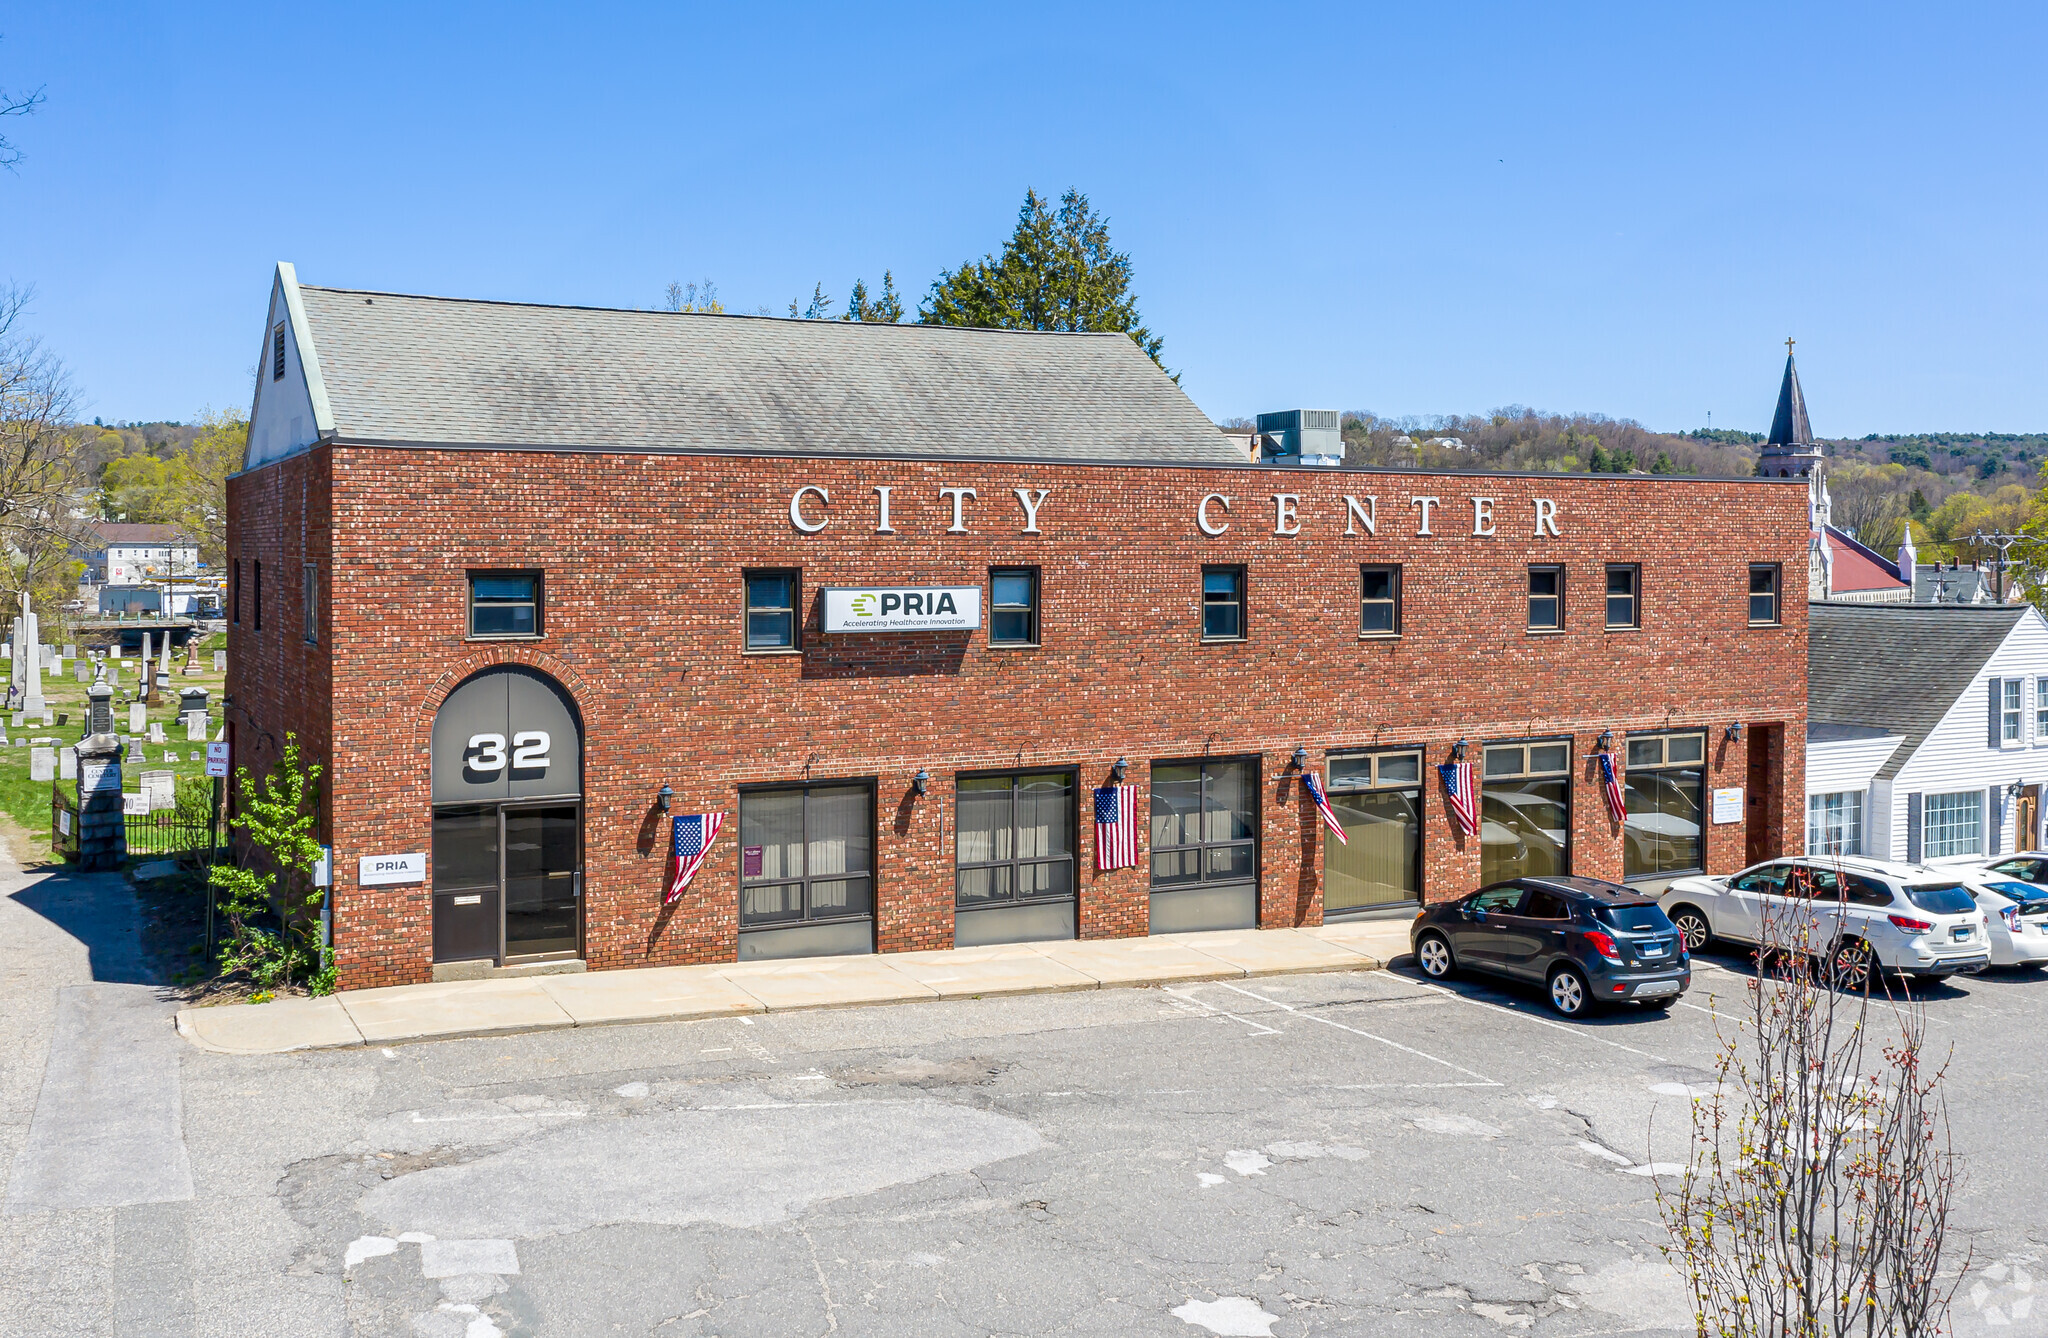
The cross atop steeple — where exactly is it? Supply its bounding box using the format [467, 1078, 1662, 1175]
[1785, 335, 1796, 356]
[1758, 341, 1823, 481]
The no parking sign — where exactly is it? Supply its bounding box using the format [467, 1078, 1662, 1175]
[205, 740, 229, 778]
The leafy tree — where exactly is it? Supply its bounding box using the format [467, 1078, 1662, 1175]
[166, 408, 241, 567]
[788, 282, 833, 320]
[843, 273, 904, 323]
[208, 734, 332, 994]
[920, 188, 1166, 369]
[659, 280, 724, 314]
[100, 451, 180, 523]
[0, 282, 87, 610]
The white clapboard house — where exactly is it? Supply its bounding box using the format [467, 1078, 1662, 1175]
[1808, 602, 2048, 864]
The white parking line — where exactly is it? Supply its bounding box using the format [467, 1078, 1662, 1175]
[1161, 988, 1282, 1036]
[1386, 977, 1672, 1063]
[1215, 982, 1501, 1084]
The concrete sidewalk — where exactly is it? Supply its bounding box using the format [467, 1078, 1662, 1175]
[174, 920, 1413, 1055]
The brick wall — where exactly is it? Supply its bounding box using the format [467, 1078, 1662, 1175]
[227, 446, 1809, 990]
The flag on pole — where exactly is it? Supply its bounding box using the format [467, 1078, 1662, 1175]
[1094, 784, 1137, 870]
[1439, 761, 1479, 837]
[1302, 769, 1347, 844]
[1598, 751, 1627, 823]
[664, 811, 725, 906]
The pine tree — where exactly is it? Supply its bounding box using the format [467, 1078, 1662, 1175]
[843, 272, 905, 323]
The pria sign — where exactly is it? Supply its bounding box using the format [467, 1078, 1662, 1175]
[359, 852, 427, 886]
[822, 586, 982, 633]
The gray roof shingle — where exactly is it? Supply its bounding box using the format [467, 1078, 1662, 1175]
[1808, 601, 2028, 779]
[295, 285, 1244, 466]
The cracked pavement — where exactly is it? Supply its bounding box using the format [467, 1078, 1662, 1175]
[6, 852, 2048, 1335]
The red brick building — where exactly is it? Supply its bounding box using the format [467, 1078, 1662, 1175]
[230, 266, 1809, 991]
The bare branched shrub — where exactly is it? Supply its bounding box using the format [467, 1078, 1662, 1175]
[0, 283, 88, 603]
[1657, 887, 1965, 1336]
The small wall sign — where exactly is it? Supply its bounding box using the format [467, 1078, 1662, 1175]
[821, 586, 982, 633]
[359, 852, 427, 886]
[1711, 787, 1745, 824]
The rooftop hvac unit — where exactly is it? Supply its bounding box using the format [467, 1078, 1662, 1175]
[1254, 409, 1344, 466]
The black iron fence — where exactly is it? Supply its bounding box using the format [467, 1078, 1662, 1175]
[123, 807, 219, 861]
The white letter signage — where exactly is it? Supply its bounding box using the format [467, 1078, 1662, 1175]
[1198, 494, 1232, 535]
[1343, 495, 1377, 537]
[823, 586, 983, 633]
[1272, 494, 1301, 536]
[1471, 497, 1496, 536]
[939, 487, 978, 533]
[359, 852, 427, 886]
[789, 485, 830, 533]
[1412, 496, 1440, 536]
[1533, 498, 1560, 536]
[1013, 488, 1049, 534]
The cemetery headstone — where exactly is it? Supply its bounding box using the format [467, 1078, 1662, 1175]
[185, 714, 206, 741]
[61, 644, 74, 659]
[147, 721, 166, 744]
[59, 747, 76, 781]
[128, 702, 145, 734]
[29, 746, 53, 782]
[213, 651, 226, 672]
[140, 769, 176, 812]
[74, 662, 89, 685]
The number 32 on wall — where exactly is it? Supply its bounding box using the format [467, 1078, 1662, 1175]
[466, 731, 551, 773]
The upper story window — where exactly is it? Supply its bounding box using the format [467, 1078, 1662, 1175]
[1605, 564, 1639, 629]
[2035, 677, 2048, 740]
[302, 563, 318, 645]
[253, 561, 263, 631]
[1360, 564, 1400, 637]
[1201, 566, 1246, 641]
[989, 568, 1039, 646]
[2002, 678, 2025, 744]
[469, 571, 541, 639]
[1748, 564, 1781, 625]
[231, 560, 241, 625]
[1528, 565, 1563, 631]
[744, 570, 798, 651]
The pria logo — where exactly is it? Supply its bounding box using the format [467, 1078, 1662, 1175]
[872, 591, 959, 617]
[850, 593, 877, 617]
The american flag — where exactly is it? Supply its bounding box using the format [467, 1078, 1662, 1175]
[1094, 784, 1137, 870]
[1598, 751, 1627, 823]
[1302, 770, 1347, 845]
[664, 811, 725, 906]
[1439, 761, 1479, 837]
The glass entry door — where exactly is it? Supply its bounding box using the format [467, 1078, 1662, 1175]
[433, 802, 582, 965]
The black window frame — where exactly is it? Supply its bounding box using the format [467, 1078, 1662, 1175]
[1749, 563, 1781, 626]
[231, 559, 241, 625]
[302, 561, 318, 645]
[1620, 730, 1708, 882]
[1359, 563, 1401, 638]
[1479, 738, 1575, 883]
[1201, 564, 1247, 642]
[272, 323, 286, 381]
[742, 568, 801, 653]
[1527, 564, 1564, 632]
[467, 569, 544, 640]
[953, 768, 1078, 908]
[1604, 563, 1639, 630]
[253, 560, 262, 631]
[988, 566, 1040, 648]
[1149, 755, 1261, 890]
[1322, 746, 1426, 913]
[737, 778, 877, 928]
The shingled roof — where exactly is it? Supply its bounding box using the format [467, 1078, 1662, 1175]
[275, 276, 1242, 467]
[1767, 352, 1813, 447]
[1809, 602, 2028, 778]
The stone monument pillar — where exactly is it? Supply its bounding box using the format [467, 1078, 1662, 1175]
[75, 670, 125, 871]
[139, 632, 153, 704]
[158, 628, 173, 679]
[20, 594, 43, 716]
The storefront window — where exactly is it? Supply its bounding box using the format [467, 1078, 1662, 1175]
[1323, 750, 1422, 914]
[1481, 741, 1572, 884]
[1151, 759, 1257, 888]
[957, 772, 1074, 906]
[739, 784, 873, 926]
[1623, 732, 1705, 879]
[1807, 791, 1863, 856]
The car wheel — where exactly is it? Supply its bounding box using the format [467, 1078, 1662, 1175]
[1830, 939, 1875, 993]
[1416, 932, 1455, 979]
[1548, 966, 1592, 1017]
[1670, 906, 1712, 953]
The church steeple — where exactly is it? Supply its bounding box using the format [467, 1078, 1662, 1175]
[1758, 338, 1824, 479]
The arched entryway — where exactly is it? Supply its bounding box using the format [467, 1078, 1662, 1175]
[429, 666, 585, 966]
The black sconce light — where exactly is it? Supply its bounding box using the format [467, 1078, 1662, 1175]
[1597, 729, 1614, 753]
[913, 768, 930, 796]
[1291, 747, 1309, 770]
[656, 784, 673, 813]
[2009, 777, 2026, 799]
[1450, 738, 1469, 763]
[1112, 757, 1129, 782]
[1725, 721, 1745, 742]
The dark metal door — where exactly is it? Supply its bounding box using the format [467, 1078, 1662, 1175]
[503, 804, 582, 959]
[432, 805, 500, 963]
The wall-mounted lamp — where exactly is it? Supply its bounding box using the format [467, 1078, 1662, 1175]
[1597, 729, 1614, 753]
[1725, 721, 1745, 742]
[1112, 757, 1129, 783]
[2009, 777, 2026, 798]
[1451, 738, 1469, 763]
[912, 768, 930, 796]
[656, 783, 673, 813]
[1291, 746, 1309, 770]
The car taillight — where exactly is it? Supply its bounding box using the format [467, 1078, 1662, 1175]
[1586, 929, 1622, 960]
[1888, 914, 1933, 933]
[2004, 908, 2022, 932]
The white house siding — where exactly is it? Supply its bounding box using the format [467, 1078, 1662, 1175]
[1880, 607, 2048, 862]
[245, 266, 322, 470]
[1806, 735, 1901, 795]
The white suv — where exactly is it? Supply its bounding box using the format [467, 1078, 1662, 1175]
[1661, 856, 1990, 988]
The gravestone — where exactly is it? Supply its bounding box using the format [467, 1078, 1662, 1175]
[110, 645, 121, 659]
[213, 651, 226, 673]
[163, 751, 178, 763]
[29, 746, 53, 782]
[9, 713, 19, 728]
[128, 702, 145, 734]
[39, 711, 52, 727]
[74, 662, 89, 684]
[59, 746, 76, 781]
[1, 640, 9, 658]
[19, 595, 42, 716]
[139, 634, 152, 703]
[140, 769, 175, 812]
[158, 632, 172, 678]
[185, 714, 206, 742]
[178, 686, 208, 727]
[61, 644, 74, 659]
[147, 721, 166, 744]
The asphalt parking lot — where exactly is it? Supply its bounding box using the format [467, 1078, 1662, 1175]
[7, 871, 2048, 1337]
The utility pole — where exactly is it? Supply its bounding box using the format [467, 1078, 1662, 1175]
[1968, 529, 2024, 602]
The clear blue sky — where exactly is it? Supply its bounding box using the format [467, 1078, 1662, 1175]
[3, 2, 2043, 435]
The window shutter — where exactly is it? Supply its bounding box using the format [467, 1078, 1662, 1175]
[1990, 786, 2004, 856]
[1906, 792, 1923, 863]
[1991, 677, 2005, 747]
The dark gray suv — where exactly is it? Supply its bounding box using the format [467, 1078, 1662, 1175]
[1409, 876, 1691, 1016]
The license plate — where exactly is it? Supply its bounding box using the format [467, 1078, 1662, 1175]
[1635, 981, 1680, 998]
[1954, 927, 1973, 941]
[1642, 946, 1667, 958]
